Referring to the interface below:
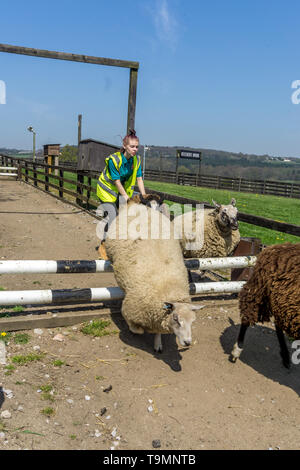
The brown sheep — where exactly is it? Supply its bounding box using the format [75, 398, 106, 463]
[231, 242, 300, 368]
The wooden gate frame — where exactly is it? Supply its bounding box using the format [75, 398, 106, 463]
[0, 43, 139, 133]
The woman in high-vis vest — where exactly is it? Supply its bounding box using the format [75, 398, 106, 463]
[97, 129, 146, 259]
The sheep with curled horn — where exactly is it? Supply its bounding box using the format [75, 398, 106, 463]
[174, 197, 240, 260]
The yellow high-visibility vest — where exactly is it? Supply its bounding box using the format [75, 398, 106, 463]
[97, 152, 141, 203]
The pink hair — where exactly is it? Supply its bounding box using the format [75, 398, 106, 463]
[120, 129, 139, 152]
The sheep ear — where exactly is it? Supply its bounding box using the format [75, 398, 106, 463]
[212, 199, 221, 211]
[131, 194, 140, 204]
[230, 198, 236, 207]
[139, 195, 148, 205]
[163, 302, 174, 313]
[172, 312, 180, 324]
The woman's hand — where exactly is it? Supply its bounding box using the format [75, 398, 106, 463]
[137, 176, 146, 197]
[114, 179, 129, 200]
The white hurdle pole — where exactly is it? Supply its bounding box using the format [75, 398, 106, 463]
[0, 259, 113, 274]
[0, 256, 254, 306]
[0, 282, 245, 306]
[0, 256, 256, 275]
[0, 287, 124, 306]
[190, 281, 245, 295]
[185, 256, 256, 270]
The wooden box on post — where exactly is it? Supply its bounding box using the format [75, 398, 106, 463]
[43, 144, 60, 176]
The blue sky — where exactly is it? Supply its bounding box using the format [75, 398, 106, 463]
[0, 0, 300, 157]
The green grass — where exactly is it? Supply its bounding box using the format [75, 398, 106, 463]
[11, 352, 45, 365]
[14, 333, 30, 344]
[0, 420, 7, 432]
[52, 359, 65, 367]
[144, 180, 300, 246]
[22, 168, 99, 208]
[80, 319, 118, 337]
[40, 407, 55, 417]
[40, 384, 55, 402]
[0, 332, 12, 344]
[12, 306, 25, 313]
[4, 365, 16, 376]
[20, 167, 300, 245]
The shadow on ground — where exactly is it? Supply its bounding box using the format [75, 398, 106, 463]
[0, 387, 5, 410]
[109, 307, 186, 372]
[220, 318, 300, 397]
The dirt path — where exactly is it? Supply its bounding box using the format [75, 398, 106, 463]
[0, 179, 300, 451]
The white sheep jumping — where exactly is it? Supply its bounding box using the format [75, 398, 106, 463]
[105, 200, 203, 352]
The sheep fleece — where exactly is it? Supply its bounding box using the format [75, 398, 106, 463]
[105, 204, 191, 334]
[239, 243, 300, 338]
[177, 208, 240, 258]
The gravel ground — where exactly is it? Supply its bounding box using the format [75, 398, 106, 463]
[1, 179, 300, 451]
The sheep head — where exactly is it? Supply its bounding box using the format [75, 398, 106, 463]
[162, 302, 203, 347]
[212, 198, 239, 231]
[128, 193, 170, 218]
[137, 193, 165, 210]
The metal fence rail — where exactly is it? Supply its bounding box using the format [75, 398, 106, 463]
[1, 155, 300, 238]
[144, 169, 300, 199]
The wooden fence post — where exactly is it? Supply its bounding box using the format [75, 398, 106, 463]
[76, 171, 84, 206]
[33, 162, 37, 187]
[159, 152, 163, 181]
[45, 164, 49, 192]
[87, 176, 91, 209]
[59, 168, 64, 199]
[17, 163, 22, 181]
[25, 161, 28, 183]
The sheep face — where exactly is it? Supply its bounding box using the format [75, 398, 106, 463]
[212, 198, 239, 231]
[130, 193, 164, 209]
[163, 302, 201, 347]
[140, 193, 165, 210]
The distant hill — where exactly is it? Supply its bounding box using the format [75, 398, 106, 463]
[0, 147, 23, 155]
[143, 146, 300, 182]
[1, 144, 300, 182]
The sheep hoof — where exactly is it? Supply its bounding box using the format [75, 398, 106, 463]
[154, 334, 163, 353]
[230, 343, 242, 363]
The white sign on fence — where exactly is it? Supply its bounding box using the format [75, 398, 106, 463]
[177, 149, 201, 160]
